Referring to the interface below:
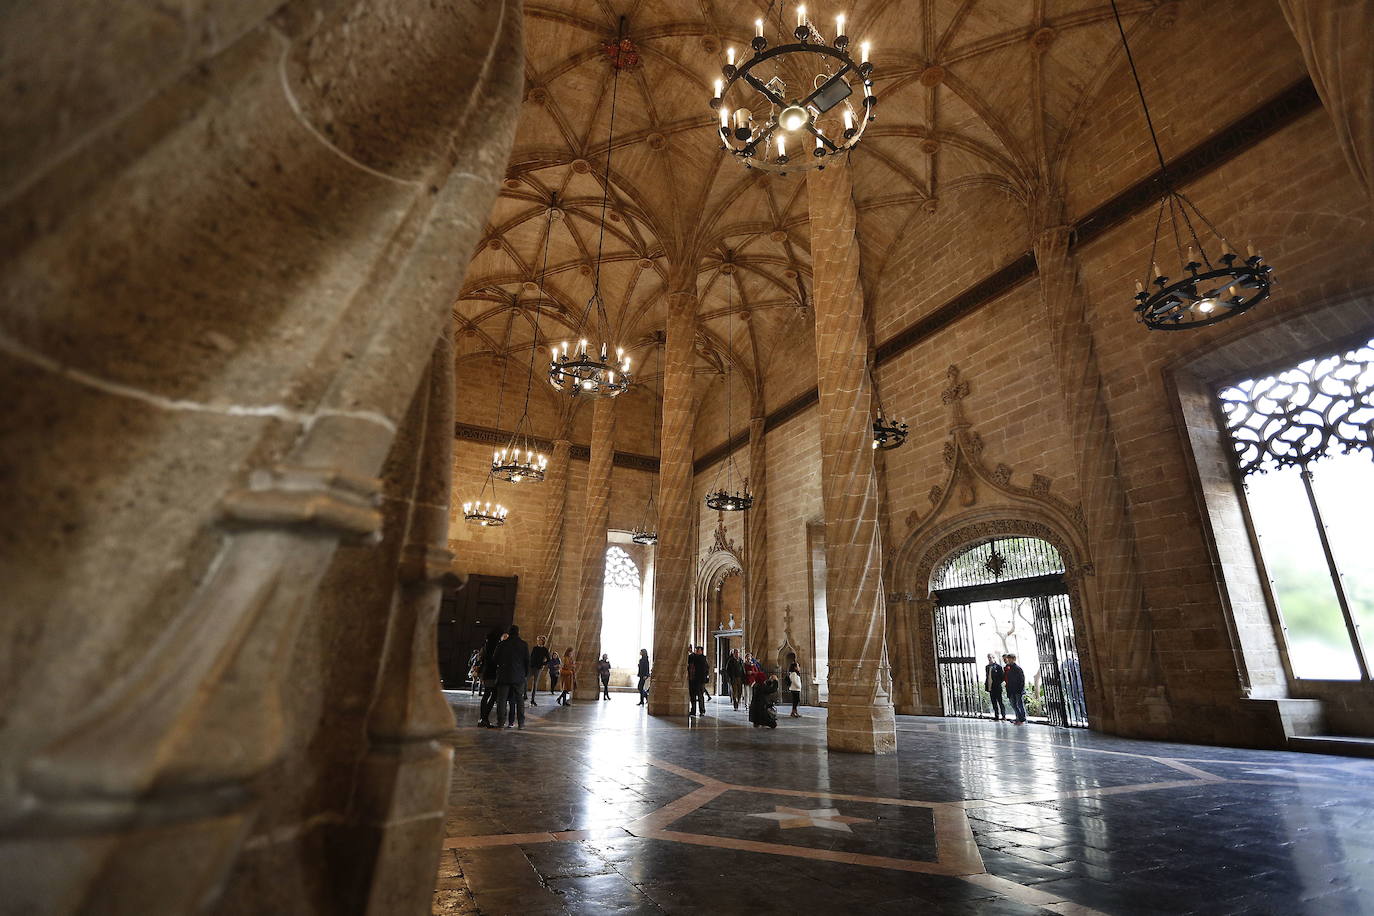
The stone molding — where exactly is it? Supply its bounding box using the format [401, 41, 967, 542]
[220, 465, 384, 542]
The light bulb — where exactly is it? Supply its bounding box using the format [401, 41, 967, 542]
[720, 106, 730, 128]
[777, 135, 786, 157]
[512, 474, 522, 482]
[872, 440, 879, 449]
[797, 5, 806, 27]
[727, 46, 735, 66]
[1195, 297, 1216, 314]
[779, 104, 807, 131]
[756, 18, 764, 36]
[1135, 280, 1145, 294]
[860, 41, 870, 62]
[579, 338, 587, 354]
[617, 346, 624, 358]
[836, 14, 845, 37]
[714, 79, 723, 99]
[842, 108, 854, 131]
[815, 134, 823, 150]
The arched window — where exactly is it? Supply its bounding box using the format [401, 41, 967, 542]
[601, 545, 650, 669]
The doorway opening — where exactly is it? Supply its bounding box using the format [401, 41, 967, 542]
[932, 537, 1088, 728]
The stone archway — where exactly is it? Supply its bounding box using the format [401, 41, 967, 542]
[897, 513, 1104, 729]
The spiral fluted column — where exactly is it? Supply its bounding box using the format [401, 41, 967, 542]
[807, 163, 897, 754]
[1280, 0, 1374, 210]
[649, 289, 696, 716]
[1034, 219, 1166, 731]
[532, 435, 571, 646]
[746, 415, 771, 661]
[573, 397, 615, 699]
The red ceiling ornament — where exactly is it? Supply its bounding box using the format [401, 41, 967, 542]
[604, 37, 640, 71]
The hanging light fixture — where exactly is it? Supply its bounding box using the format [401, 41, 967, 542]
[493, 203, 558, 483]
[705, 262, 753, 512]
[872, 407, 908, 450]
[632, 344, 660, 545]
[710, 5, 876, 175]
[463, 477, 508, 527]
[550, 16, 634, 397]
[1109, 0, 1273, 331]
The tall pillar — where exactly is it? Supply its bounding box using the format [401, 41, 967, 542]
[746, 414, 771, 661]
[1279, 0, 1374, 209]
[573, 397, 615, 699]
[1033, 218, 1165, 731]
[0, 1, 521, 911]
[533, 434, 572, 645]
[649, 288, 696, 716]
[807, 163, 897, 754]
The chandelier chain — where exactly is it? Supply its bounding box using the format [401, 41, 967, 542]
[521, 203, 556, 421]
[1109, 0, 1169, 179]
[579, 15, 626, 341]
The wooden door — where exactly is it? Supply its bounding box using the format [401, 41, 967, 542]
[436, 574, 518, 689]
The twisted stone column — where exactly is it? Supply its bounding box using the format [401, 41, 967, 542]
[0, 1, 521, 911]
[1280, 0, 1374, 209]
[532, 436, 571, 645]
[807, 164, 897, 754]
[1034, 221, 1165, 731]
[649, 289, 696, 716]
[573, 397, 614, 699]
[746, 415, 771, 660]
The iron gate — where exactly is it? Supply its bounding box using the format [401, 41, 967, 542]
[931, 537, 1088, 728]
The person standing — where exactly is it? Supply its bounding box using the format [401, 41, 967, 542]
[724, 648, 746, 710]
[786, 662, 803, 718]
[636, 649, 651, 706]
[492, 625, 530, 730]
[556, 647, 576, 706]
[477, 628, 503, 728]
[984, 652, 1006, 721]
[597, 653, 612, 700]
[528, 636, 551, 706]
[687, 645, 710, 716]
[546, 649, 562, 700]
[1004, 653, 1027, 725]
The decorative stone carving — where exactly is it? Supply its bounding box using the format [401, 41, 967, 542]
[1031, 474, 1052, 497]
[993, 463, 1013, 486]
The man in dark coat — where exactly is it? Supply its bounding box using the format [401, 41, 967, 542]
[493, 625, 531, 729]
[724, 648, 746, 710]
[687, 645, 710, 716]
[477, 627, 503, 727]
[528, 636, 551, 706]
[1003, 653, 1027, 725]
[984, 652, 1005, 721]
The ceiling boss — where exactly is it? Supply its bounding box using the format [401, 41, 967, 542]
[710, 6, 876, 175]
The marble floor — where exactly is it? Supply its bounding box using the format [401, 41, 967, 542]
[433, 693, 1374, 915]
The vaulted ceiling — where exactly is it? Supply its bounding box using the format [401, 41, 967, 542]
[455, 0, 1169, 422]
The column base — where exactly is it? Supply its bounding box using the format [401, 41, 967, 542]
[647, 685, 690, 717]
[826, 702, 897, 754]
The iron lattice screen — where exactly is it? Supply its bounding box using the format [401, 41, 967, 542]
[932, 537, 1065, 591]
[1218, 336, 1374, 476]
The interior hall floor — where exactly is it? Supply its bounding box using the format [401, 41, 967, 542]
[433, 694, 1374, 916]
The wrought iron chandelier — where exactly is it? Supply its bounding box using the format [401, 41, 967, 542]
[463, 476, 508, 528]
[1110, 0, 1273, 331]
[705, 264, 753, 512]
[632, 343, 661, 545]
[872, 408, 908, 450]
[710, 5, 875, 175]
[549, 17, 633, 397]
[494, 204, 558, 483]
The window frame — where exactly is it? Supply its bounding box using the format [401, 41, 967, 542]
[1212, 336, 1374, 684]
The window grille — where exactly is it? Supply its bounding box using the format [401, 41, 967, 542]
[1218, 338, 1374, 476]
[604, 545, 641, 590]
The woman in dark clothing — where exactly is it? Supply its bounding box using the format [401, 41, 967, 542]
[597, 654, 612, 700]
[636, 649, 651, 706]
[477, 627, 503, 727]
[748, 677, 779, 729]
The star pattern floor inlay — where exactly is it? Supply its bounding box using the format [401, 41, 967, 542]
[747, 805, 872, 832]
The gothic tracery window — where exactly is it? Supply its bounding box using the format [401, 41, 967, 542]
[1218, 336, 1374, 681]
[601, 544, 650, 668]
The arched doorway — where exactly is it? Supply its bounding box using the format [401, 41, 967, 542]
[932, 536, 1088, 728]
